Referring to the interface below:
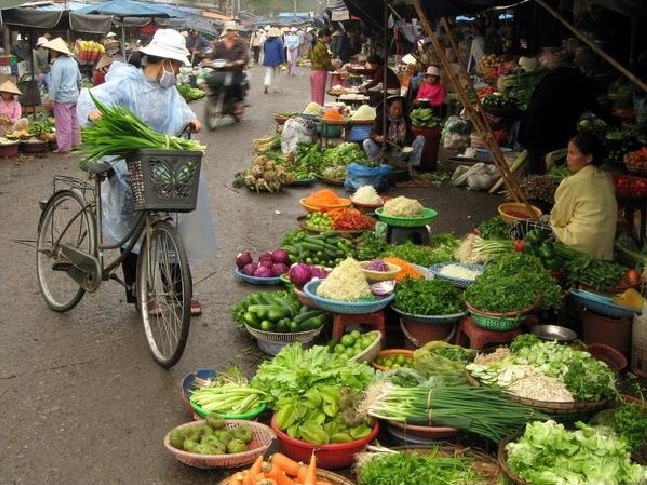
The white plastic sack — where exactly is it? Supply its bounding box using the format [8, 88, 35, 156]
[452, 165, 471, 187]
[467, 164, 500, 191]
[281, 118, 317, 154]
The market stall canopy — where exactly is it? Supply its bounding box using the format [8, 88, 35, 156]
[75, 0, 186, 19]
[341, 0, 528, 31]
[182, 15, 220, 36]
[0, 8, 112, 33]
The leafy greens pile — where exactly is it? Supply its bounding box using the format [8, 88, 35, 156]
[393, 277, 464, 316]
[251, 344, 375, 409]
[464, 253, 563, 312]
[506, 420, 646, 485]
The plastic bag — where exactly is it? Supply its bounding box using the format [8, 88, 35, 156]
[344, 162, 391, 192]
[451, 162, 499, 191]
[101, 165, 137, 246]
[280, 118, 317, 154]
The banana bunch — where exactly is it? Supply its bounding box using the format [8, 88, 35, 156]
[75, 40, 105, 65]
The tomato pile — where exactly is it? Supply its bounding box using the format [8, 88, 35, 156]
[623, 147, 647, 171]
[325, 207, 377, 231]
[613, 174, 647, 200]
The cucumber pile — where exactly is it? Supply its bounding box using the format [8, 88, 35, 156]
[231, 290, 329, 333]
[281, 231, 356, 267]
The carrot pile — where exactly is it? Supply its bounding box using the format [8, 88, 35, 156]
[225, 453, 330, 485]
[322, 109, 345, 122]
[305, 189, 342, 207]
[324, 207, 376, 231]
[383, 257, 422, 281]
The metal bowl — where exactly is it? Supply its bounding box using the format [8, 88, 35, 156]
[532, 324, 577, 343]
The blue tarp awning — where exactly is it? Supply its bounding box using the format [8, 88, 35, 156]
[75, 0, 186, 18]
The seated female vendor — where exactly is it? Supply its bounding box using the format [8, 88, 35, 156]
[550, 133, 617, 260]
[362, 95, 425, 175]
[359, 54, 401, 96]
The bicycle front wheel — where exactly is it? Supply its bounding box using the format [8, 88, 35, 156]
[136, 220, 191, 368]
[36, 189, 95, 312]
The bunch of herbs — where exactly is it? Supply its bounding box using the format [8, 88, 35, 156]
[393, 277, 464, 316]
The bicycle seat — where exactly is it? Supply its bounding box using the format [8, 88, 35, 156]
[86, 162, 115, 177]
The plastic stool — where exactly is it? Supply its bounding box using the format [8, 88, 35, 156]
[332, 311, 386, 348]
[386, 225, 431, 245]
[455, 316, 523, 350]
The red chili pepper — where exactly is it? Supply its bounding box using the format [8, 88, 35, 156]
[513, 240, 525, 253]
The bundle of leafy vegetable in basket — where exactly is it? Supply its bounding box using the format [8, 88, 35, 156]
[176, 83, 205, 102]
[393, 277, 464, 316]
[79, 94, 204, 170]
[410, 108, 441, 128]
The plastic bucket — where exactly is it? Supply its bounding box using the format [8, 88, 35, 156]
[580, 310, 631, 357]
[401, 317, 455, 349]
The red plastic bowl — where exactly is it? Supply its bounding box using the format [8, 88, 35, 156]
[270, 415, 379, 469]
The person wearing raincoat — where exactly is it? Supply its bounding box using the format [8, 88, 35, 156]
[77, 29, 217, 316]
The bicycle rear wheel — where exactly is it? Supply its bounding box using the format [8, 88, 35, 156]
[36, 189, 95, 312]
[136, 220, 191, 368]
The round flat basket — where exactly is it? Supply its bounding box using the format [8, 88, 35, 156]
[498, 202, 542, 225]
[386, 421, 460, 444]
[244, 323, 322, 354]
[587, 343, 628, 373]
[218, 468, 354, 485]
[351, 195, 390, 209]
[570, 289, 640, 319]
[234, 268, 282, 285]
[288, 176, 316, 187]
[429, 262, 484, 288]
[349, 330, 382, 363]
[374, 207, 438, 228]
[299, 197, 352, 213]
[357, 445, 500, 485]
[163, 419, 276, 470]
[372, 349, 415, 371]
[316, 175, 346, 187]
[497, 433, 529, 485]
[300, 112, 320, 121]
[303, 280, 394, 314]
[391, 305, 467, 324]
[466, 302, 532, 331]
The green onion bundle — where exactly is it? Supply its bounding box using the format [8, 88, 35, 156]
[79, 94, 204, 170]
[364, 384, 547, 441]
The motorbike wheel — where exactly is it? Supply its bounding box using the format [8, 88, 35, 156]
[204, 93, 223, 132]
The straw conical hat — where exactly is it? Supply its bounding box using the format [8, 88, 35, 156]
[0, 80, 21, 95]
[44, 37, 73, 56]
[95, 55, 114, 71]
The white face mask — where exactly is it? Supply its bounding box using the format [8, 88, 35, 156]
[159, 62, 176, 88]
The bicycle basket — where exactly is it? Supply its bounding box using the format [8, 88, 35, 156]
[125, 149, 202, 212]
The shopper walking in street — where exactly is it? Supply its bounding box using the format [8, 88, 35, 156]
[284, 27, 300, 77]
[309, 27, 333, 105]
[249, 28, 264, 66]
[77, 28, 216, 315]
[33, 37, 50, 88]
[44, 37, 81, 154]
[262, 27, 285, 94]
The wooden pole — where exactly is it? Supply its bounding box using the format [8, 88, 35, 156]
[412, 1, 534, 215]
[535, 0, 647, 94]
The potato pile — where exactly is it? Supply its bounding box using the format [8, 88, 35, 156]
[169, 415, 254, 456]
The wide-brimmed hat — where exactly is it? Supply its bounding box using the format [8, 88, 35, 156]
[0, 80, 21, 95]
[223, 20, 238, 31]
[44, 37, 73, 56]
[36, 37, 49, 47]
[290, 27, 297, 32]
[426, 66, 441, 76]
[95, 55, 114, 71]
[106, 31, 117, 38]
[268, 27, 282, 38]
[386, 94, 406, 105]
[139, 29, 190, 66]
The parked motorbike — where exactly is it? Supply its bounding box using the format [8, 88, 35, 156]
[203, 59, 250, 130]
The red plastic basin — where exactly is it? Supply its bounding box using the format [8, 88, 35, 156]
[270, 415, 379, 469]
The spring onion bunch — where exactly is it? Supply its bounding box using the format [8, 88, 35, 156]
[457, 233, 513, 263]
[363, 383, 547, 442]
[189, 384, 267, 415]
[79, 94, 204, 170]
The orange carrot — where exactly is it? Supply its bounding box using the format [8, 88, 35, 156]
[315, 481, 332, 485]
[241, 471, 254, 485]
[295, 464, 307, 484]
[270, 453, 301, 477]
[226, 472, 245, 485]
[264, 463, 294, 485]
[303, 453, 317, 485]
[250, 455, 265, 476]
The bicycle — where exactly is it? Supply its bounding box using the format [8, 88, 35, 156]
[36, 139, 203, 368]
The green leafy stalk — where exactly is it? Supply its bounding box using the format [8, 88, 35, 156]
[78, 93, 204, 170]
